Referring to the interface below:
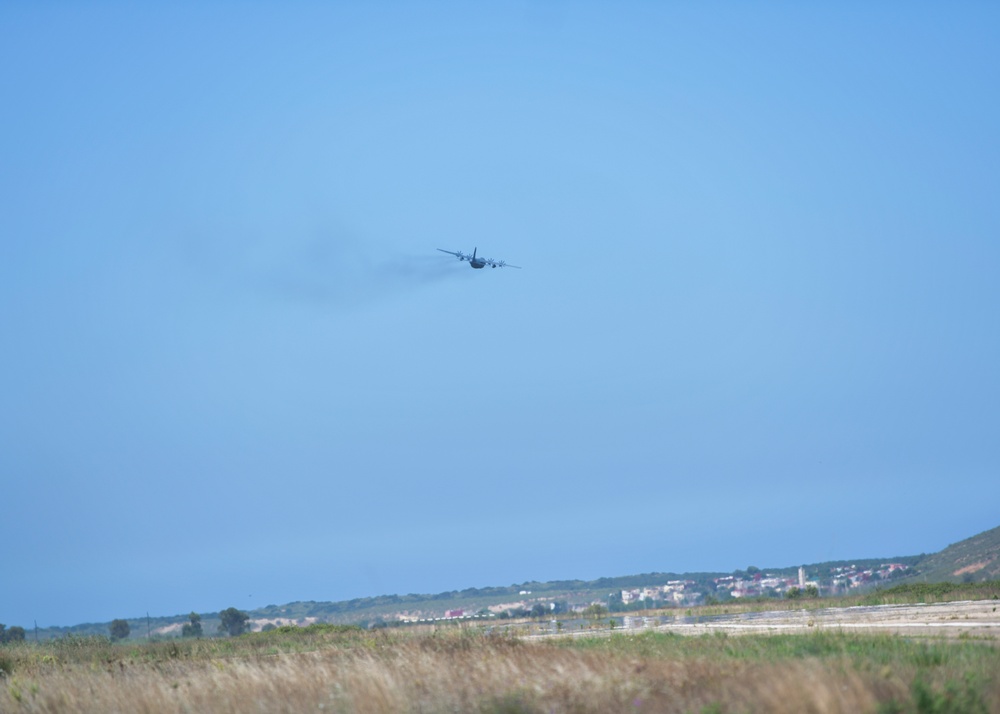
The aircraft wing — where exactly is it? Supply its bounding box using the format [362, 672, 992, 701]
[437, 248, 467, 261]
[485, 258, 521, 269]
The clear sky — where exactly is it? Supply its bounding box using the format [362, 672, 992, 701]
[2, 2, 998, 628]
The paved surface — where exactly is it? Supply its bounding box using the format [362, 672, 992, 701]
[531, 600, 1000, 640]
[657, 600, 1000, 638]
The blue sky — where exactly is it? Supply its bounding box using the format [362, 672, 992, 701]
[2, 2, 998, 628]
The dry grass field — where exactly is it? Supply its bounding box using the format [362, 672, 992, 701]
[2, 624, 999, 714]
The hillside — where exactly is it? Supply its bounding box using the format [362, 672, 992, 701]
[902, 524, 1000, 583]
[24, 523, 999, 640]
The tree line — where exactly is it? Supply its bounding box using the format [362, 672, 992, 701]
[103, 609, 250, 641]
[0, 625, 26, 644]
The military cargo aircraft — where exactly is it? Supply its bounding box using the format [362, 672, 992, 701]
[437, 247, 521, 269]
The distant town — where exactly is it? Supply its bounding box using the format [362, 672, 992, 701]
[12, 521, 998, 641]
[711, 563, 910, 601]
[12, 552, 941, 640]
[385, 564, 911, 626]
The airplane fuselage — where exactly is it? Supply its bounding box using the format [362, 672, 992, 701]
[469, 257, 486, 269]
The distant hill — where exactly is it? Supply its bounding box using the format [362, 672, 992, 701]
[25, 523, 999, 639]
[902, 524, 1000, 583]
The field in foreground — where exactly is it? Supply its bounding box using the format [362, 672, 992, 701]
[1, 625, 998, 713]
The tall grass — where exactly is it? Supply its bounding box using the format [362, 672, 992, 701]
[1, 628, 997, 713]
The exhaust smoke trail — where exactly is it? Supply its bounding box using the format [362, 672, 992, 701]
[226, 233, 468, 308]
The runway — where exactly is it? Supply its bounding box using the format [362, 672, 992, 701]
[531, 600, 1000, 640]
